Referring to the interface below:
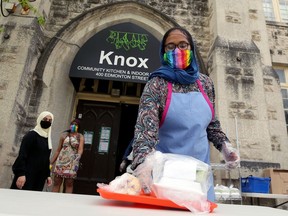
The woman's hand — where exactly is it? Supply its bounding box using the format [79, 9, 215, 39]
[221, 142, 240, 169]
[119, 160, 128, 173]
[47, 177, 52, 186]
[16, 176, 26, 189]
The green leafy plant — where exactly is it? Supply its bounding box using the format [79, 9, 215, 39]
[18, 0, 45, 25]
[1, 0, 46, 25]
[37, 15, 45, 25]
[18, 0, 29, 9]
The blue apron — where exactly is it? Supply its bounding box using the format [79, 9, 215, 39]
[156, 80, 215, 201]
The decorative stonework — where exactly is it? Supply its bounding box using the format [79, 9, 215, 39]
[228, 102, 257, 120]
[251, 30, 261, 42]
[267, 107, 278, 120]
[225, 11, 241, 24]
[271, 135, 281, 151]
[263, 78, 274, 92]
[266, 22, 288, 64]
[248, 9, 258, 20]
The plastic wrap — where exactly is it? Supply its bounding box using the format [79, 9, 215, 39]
[97, 173, 141, 195]
[133, 151, 212, 213]
[214, 184, 241, 200]
[221, 142, 240, 169]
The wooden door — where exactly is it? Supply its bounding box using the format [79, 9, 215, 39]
[73, 100, 121, 195]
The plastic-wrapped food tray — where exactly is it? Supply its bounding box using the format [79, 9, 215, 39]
[97, 188, 217, 212]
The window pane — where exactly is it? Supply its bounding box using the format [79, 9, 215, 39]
[275, 69, 286, 83]
[279, 0, 288, 22]
[281, 89, 288, 98]
[112, 81, 123, 95]
[97, 79, 109, 93]
[126, 83, 138, 96]
[285, 110, 288, 124]
[283, 99, 288, 108]
[83, 79, 94, 92]
[262, 0, 276, 21]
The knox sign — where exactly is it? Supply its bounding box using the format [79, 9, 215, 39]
[69, 22, 161, 83]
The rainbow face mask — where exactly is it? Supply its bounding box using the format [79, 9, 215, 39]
[163, 48, 193, 69]
[70, 124, 78, 133]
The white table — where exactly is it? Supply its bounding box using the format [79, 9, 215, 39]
[0, 189, 287, 216]
[242, 192, 288, 208]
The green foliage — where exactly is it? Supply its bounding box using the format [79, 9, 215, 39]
[18, 0, 29, 8]
[37, 16, 45, 26]
[1, 0, 46, 25]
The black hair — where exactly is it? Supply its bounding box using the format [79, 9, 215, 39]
[63, 119, 81, 133]
[71, 119, 81, 126]
[160, 27, 194, 55]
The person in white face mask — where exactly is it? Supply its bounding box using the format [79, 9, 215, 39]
[10, 111, 54, 191]
[50, 119, 84, 193]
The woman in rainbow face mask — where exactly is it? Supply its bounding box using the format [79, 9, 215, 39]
[50, 119, 84, 193]
[131, 27, 240, 201]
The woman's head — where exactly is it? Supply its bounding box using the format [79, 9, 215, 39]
[37, 111, 54, 130]
[161, 27, 193, 55]
[149, 27, 200, 84]
[33, 111, 54, 149]
[70, 119, 80, 133]
[161, 27, 194, 70]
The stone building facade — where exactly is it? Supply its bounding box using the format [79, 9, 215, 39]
[0, 0, 287, 194]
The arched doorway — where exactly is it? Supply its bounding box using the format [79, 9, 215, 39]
[73, 80, 142, 194]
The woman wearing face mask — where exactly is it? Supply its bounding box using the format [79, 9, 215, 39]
[10, 111, 54, 191]
[50, 119, 84, 193]
[131, 27, 240, 201]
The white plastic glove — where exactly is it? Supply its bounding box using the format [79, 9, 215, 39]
[133, 162, 153, 194]
[132, 151, 156, 195]
[221, 142, 240, 169]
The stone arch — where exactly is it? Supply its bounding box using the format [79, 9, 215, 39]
[37, 1, 179, 79]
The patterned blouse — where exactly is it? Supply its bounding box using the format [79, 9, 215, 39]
[131, 73, 229, 170]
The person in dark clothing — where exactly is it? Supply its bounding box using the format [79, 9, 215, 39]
[119, 139, 133, 173]
[10, 111, 54, 191]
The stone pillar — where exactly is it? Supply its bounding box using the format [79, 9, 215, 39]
[208, 0, 288, 175]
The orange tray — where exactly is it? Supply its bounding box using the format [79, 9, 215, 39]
[97, 188, 217, 213]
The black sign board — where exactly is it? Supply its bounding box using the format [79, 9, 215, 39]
[69, 22, 161, 83]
